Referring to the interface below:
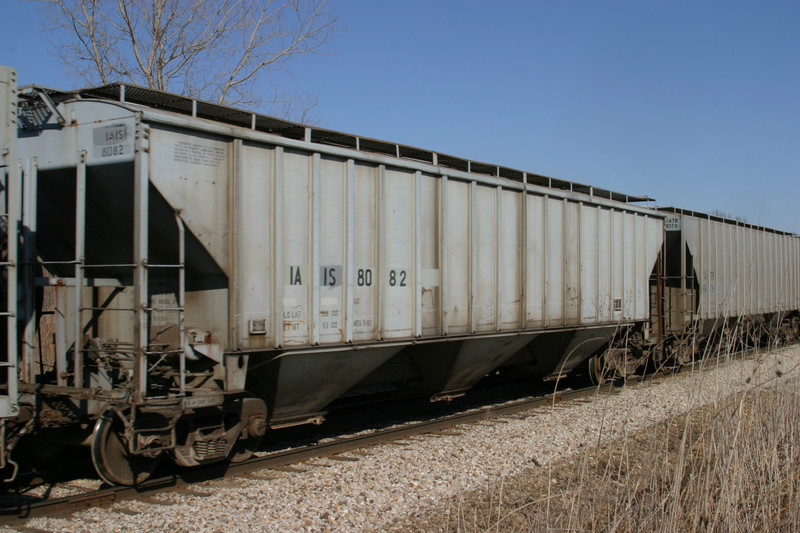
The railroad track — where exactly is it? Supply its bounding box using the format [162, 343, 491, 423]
[0, 343, 781, 528]
[0, 381, 614, 525]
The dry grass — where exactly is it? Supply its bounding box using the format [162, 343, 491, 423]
[396, 347, 800, 532]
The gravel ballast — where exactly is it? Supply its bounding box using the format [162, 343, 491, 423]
[4, 345, 799, 533]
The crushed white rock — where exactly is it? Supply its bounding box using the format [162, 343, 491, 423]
[3, 345, 799, 533]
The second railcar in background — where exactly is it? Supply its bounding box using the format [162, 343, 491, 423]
[583, 207, 800, 382]
[658, 207, 800, 360]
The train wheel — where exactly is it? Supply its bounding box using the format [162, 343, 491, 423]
[229, 434, 262, 463]
[587, 355, 606, 385]
[229, 399, 268, 463]
[91, 411, 160, 486]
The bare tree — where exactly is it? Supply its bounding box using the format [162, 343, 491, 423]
[36, 0, 338, 119]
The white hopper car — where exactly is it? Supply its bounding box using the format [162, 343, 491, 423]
[1, 65, 797, 485]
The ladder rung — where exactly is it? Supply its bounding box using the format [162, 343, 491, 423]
[144, 349, 182, 356]
[36, 277, 128, 287]
[97, 342, 134, 347]
[80, 307, 136, 312]
[83, 263, 136, 268]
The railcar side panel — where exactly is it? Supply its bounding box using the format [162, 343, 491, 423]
[240, 143, 274, 350]
[525, 194, 545, 326]
[475, 183, 497, 333]
[420, 173, 441, 336]
[445, 179, 470, 334]
[545, 197, 565, 324]
[499, 189, 522, 330]
[580, 204, 598, 324]
[597, 207, 613, 322]
[382, 167, 415, 339]
[282, 149, 312, 345]
[318, 156, 346, 344]
[565, 200, 580, 325]
[148, 126, 230, 274]
[671, 212, 800, 322]
[352, 162, 378, 341]
[611, 209, 624, 320]
[19, 107, 671, 356]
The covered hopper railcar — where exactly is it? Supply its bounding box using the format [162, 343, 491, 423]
[577, 208, 800, 382]
[0, 64, 796, 486]
[656, 208, 800, 362]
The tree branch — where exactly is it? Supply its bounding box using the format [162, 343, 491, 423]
[36, 0, 339, 117]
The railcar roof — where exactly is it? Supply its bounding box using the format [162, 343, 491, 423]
[658, 207, 798, 237]
[19, 82, 654, 204]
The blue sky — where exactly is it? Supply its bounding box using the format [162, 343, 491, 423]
[2, 0, 798, 232]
